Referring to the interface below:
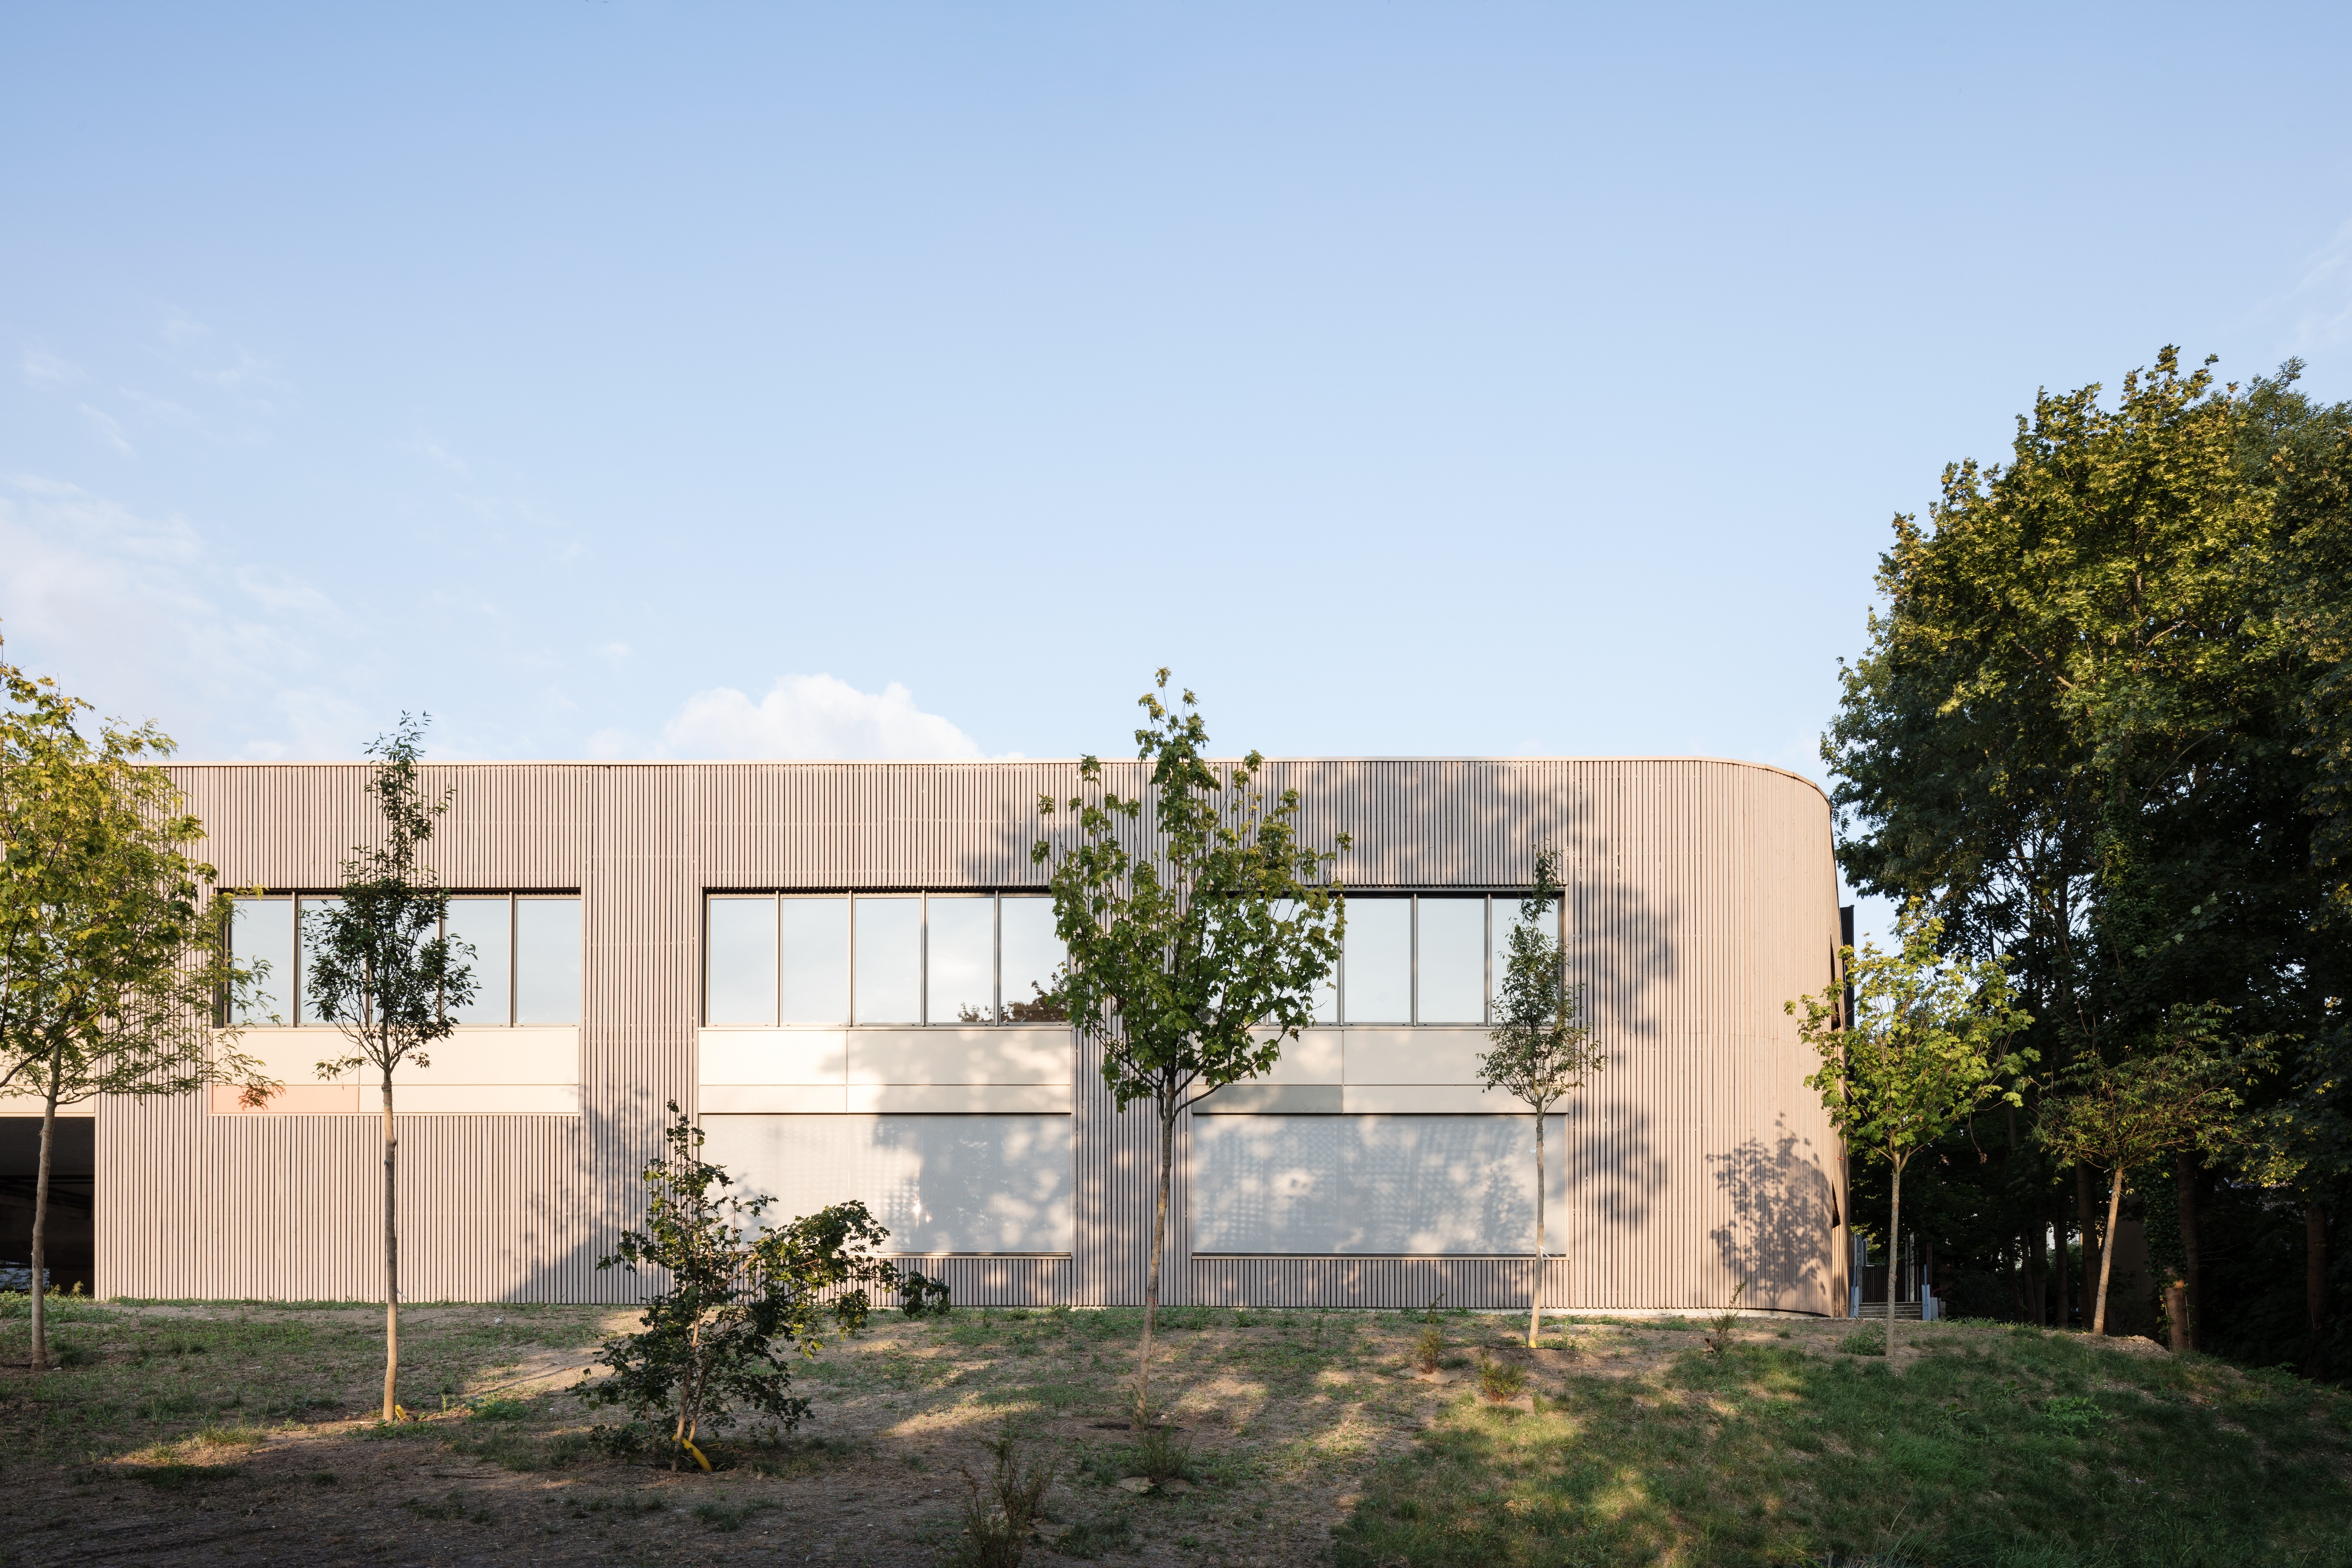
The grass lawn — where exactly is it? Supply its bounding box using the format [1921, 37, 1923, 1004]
[2, 1294, 2347, 1567]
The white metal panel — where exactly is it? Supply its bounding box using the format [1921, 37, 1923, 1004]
[698, 1029, 849, 1085]
[1252, 1029, 1343, 1084]
[1343, 1028, 1490, 1084]
[1343, 1085, 1523, 1113]
[845, 1028, 1070, 1086]
[848, 1085, 1072, 1113]
[1192, 1114, 1567, 1255]
[701, 1085, 847, 1113]
[703, 1113, 1075, 1254]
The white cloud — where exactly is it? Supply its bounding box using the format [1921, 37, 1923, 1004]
[77, 404, 135, 456]
[657, 674, 986, 760]
[2289, 216, 2352, 350]
[21, 350, 85, 388]
[0, 473, 357, 758]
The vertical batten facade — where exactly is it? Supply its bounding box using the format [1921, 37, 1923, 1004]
[90, 758, 1848, 1314]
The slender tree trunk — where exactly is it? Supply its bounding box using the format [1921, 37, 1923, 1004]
[1886, 1156, 1903, 1360]
[381, 1067, 400, 1422]
[2055, 1199, 2074, 1329]
[1136, 1102, 1176, 1429]
[2092, 1167, 2123, 1337]
[2176, 1153, 2201, 1352]
[2075, 1164, 2101, 1328]
[2024, 1222, 2048, 1327]
[1528, 1109, 1545, 1348]
[2306, 1199, 2330, 1379]
[29, 1056, 61, 1373]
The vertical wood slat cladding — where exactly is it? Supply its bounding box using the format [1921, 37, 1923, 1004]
[100, 758, 1843, 1314]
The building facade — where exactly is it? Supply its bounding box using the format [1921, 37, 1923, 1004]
[69, 756, 1848, 1313]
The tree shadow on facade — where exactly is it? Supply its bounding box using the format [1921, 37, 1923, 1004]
[1705, 1121, 1835, 1313]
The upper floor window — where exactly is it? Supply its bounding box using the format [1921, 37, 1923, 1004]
[704, 893, 1064, 1027]
[1333, 894, 1559, 1025]
[228, 893, 582, 1027]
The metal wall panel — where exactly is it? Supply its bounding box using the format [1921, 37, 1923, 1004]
[99, 758, 1844, 1315]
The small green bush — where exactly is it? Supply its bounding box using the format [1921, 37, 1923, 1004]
[1840, 1330, 1888, 1356]
[1476, 1353, 1528, 1401]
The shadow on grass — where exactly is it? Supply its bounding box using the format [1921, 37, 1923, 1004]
[1334, 1333, 2352, 1568]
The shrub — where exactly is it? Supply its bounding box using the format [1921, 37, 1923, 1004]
[1476, 1353, 1527, 1402]
[946, 1426, 1059, 1568]
[900, 1271, 954, 1318]
[576, 1103, 898, 1471]
[1841, 1329, 1888, 1356]
[1415, 1324, 1445, 1373]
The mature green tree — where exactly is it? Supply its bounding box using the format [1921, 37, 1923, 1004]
[1477, 848, 1603, 1348]
[1826, 349, 2352, 1348]
[581, 1104, 897, 1468]
[0, 642, 271, 1372]
[1790, 901, 2032, 1356]
[303, 716, 473, 1422]
[2038, 1011, 2252, 1334]
[1034, 671, 1346, 1425]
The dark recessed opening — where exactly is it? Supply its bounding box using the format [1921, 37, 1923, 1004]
[1, 1118, 96, 1294]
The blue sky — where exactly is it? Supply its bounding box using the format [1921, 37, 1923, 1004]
[5, 4, 2350, 927]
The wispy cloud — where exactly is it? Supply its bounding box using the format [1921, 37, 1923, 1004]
[654, 674, 988, 760]
[409, 432, 471, 476]
[76, 405, 135, 456]
[0, 473, 358, 758]
[2288, 216, 2352, 351]
[21, 350, 86, 388]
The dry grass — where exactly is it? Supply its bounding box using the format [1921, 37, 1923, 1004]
[2, 1298, 2344, 1567]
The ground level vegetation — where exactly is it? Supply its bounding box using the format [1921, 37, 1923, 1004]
[3, 1296, 2347, 1567]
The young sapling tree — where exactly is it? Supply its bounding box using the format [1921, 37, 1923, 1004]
[1788, 899, 2031, 1358]
[2040, 1009, 2252, 1335]
[580, 1103, 898, 1468]
[303, 715, 473, 1421]
[1477, 847, 1604, 1347]
[1035, 670, 1346, 1427]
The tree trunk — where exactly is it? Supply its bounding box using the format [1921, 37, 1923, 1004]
[381, 1068, 400, 1422]
[29, 1055, 61, 1373]
[1886, 1157, 1903, 1361]
[2092, 1166, 2123, 1337]
[2024, 1222, 2048, 1327]
[2306, 1199, 2330, 1380]
[2052, 1201, 2071, 1329]
[1528, 1109, 1545, 1348]
[2075, 1165, 2101, 1329]
[1136, 1102, 1176, 1429]
[2175, 1153, 2201, 1352]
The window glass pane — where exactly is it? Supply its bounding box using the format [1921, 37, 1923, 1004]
[445, 898, 512, 1025]
[780, 897, 849, 1023]
[854, 896, 922, 1024]
[1343, 898, 1411, 1023]
[515, 898, 582, 1025]
[998, 897, 1066, 1022]
[1417, 898, 1486, 1023]
[231, 898, 293, 1025]
[927, 898, 995, 1024]
[704, 898, 776, 1026]
[297, 897, 343, 1025]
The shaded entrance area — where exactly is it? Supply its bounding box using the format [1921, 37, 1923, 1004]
[0, 1117, 94, 1294]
